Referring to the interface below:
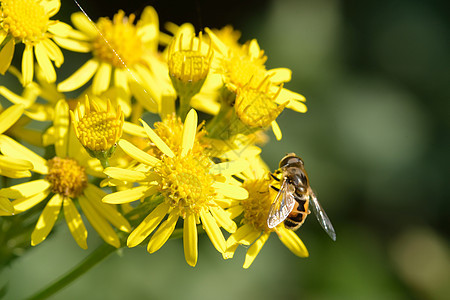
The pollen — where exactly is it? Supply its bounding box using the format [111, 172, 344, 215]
[0, 0, 49, 43]
[235, 78, 288, 128]
[46, 157, 88, 198]
[158, 153, 216, 217]
[168, 33, 213, 84]
[72, 97, 124, 152]
[92, 10, 144, 68]
[241, 178, 274, 231]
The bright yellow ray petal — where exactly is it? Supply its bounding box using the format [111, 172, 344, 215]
[78, 195, 120, 248]
[63, 197, 88, 249]
[92, 62, 112, 95]
[123, 121, 147, 137]
[57, 59, 99, 92]
[52, 36, 91, 52]
[103, 167, 147, 182]
[53, 100, 69, 158]
[127, 202, 171, 247]
[0, 104, 24, 134]
[277, 226, 309, 257]
[102, 185, 152, 204]
[42, 38, 64, 67]
[200, 209, 226, 253]
[22, 44, 34, 86]
[71, 12, 97, 37]
[139, 119, 174, 157]
[0, 38, 14, 74]
[35, 42, 56, 83]
[209, 160, 249, 176]
[118, 139, 161, 166]
[128, 79, 158, 113]
[0, 168, 31, 178]
[0, 179, 51, 199]
[226, 205, 244, 220]
[227, 223, 259, 247]
[12, 187, 51, 213]
[267, 68, 292, 84]
[0, 135, 48, 174]
[212, 181, 249, 200]
[31, 193, 63, 246]
[0, 87, 33, 107]
[44, 0, 60, 17]
[147, 209, 179, 253]
[183, 211, 198, 267]
[271, 121, 282, 141]
[223, 243, 239, 259]
[204, 28, 228, 56]
[84, 184, 131, 232]
[243, 231, 270, 269]
[209, 206, 237, 233]
[181, 109, 198, 157]
[0, 196, 14, 214]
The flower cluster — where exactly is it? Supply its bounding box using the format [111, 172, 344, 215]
[0, 0, 310, 269]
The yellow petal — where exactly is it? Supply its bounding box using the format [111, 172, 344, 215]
[12, 187, 51, 213]
[42, 38, 64, 67]
[79, 195, 120, 248]
[0, 179, 51, 199]
[22, 44, 34, 86]
[139, 119, 174, 157]
[0, 38, 14, 74]
[209, 206, 237, 233]
[223, 243, 239, 260]
[35, 42, 56, 83]
[204, 28, 228, 56]
[128, 79, 158, 113]
[209, 160, 249, 176]
[0, 196, 14, 214]
[271, 121, 282, 141]
[63, 197, 88, 249]
[227, 223, 260, 247]
[53, 100, 69, 158]
[123, 121, 146, 137]
[102, 185, 153, 204]
[212, 181, 249, 200]
[200, 209, 226, 253]
[44, 0, 60, 17]
[0, 86, 33, 107]
[127, 202, 171, 247]
[57, 59, 99, 92]
[0, 104, 24, 134]
[225, 205, 244, 220]
[243, 232, 270, 269]
[147, 209, 179, 253]
[31, 193, 63, 246]
[267, 68, 292, 84]
[0, 168, 31, 178]
[180, 109, 198, 157]
[71, 12, 97, 37]
[52, 36, 91, 52]
[118, 139, 161, 166]
[84, 184, 131, 232]
[104, 167, 146, 182]
[277, 226, 309, 257]
[0, 135, 48, 174]
[183, 212, 198, 267]
[92, 62, 112, 95]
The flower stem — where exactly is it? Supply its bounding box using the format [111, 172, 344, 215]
[25, 243, 117, 300]
[178, 94, 192, 121]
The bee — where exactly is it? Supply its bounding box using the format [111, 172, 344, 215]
[267, 153, 336, 241]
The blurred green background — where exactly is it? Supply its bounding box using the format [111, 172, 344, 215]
[1, 0, 449, 299]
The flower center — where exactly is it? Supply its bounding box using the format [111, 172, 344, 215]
[46, 157, 88, 198]
[223, 55, 266, 90]
[241, 179, 274, 231]
[0, 0, 49, 43]
[158, 154, 215, 216]
[92, 11, 144, 68]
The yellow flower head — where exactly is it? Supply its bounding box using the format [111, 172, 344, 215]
[71, 96, 124, 155]
[0, 100, 130, 248]
[103, 109, 249, 267]
[0, 0, 72, 85]
[225, 169, 308, 268]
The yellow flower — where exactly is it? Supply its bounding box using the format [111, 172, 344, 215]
[224, 161, 308, 268]
[0, 0, 75, 85]
[103, 109, 249, 266]
[56, 7, 167, 115]
[71, 96, 123, 162]
[0, 100, 131, 247]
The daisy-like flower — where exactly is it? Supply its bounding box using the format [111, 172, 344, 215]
[0, 100, 131, 248]
[56, 7, 166, 115]
[71, 96, 123, 164]
[0, 0, 77, 85]
[103, 109, 249, 266]
[225, 161, 308, 268]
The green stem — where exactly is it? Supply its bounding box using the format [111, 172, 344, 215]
[26, 243, 116, 300]
[178, 94, 192, 121]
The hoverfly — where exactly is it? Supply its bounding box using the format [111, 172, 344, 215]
[267, 153, 336, 241]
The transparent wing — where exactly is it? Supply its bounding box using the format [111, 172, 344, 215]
[309, 190, 336, 241]
[267, 179, 296, 228]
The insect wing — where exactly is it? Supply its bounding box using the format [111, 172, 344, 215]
[309, 190, 336, 241]
[267, 179, 296, 228]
